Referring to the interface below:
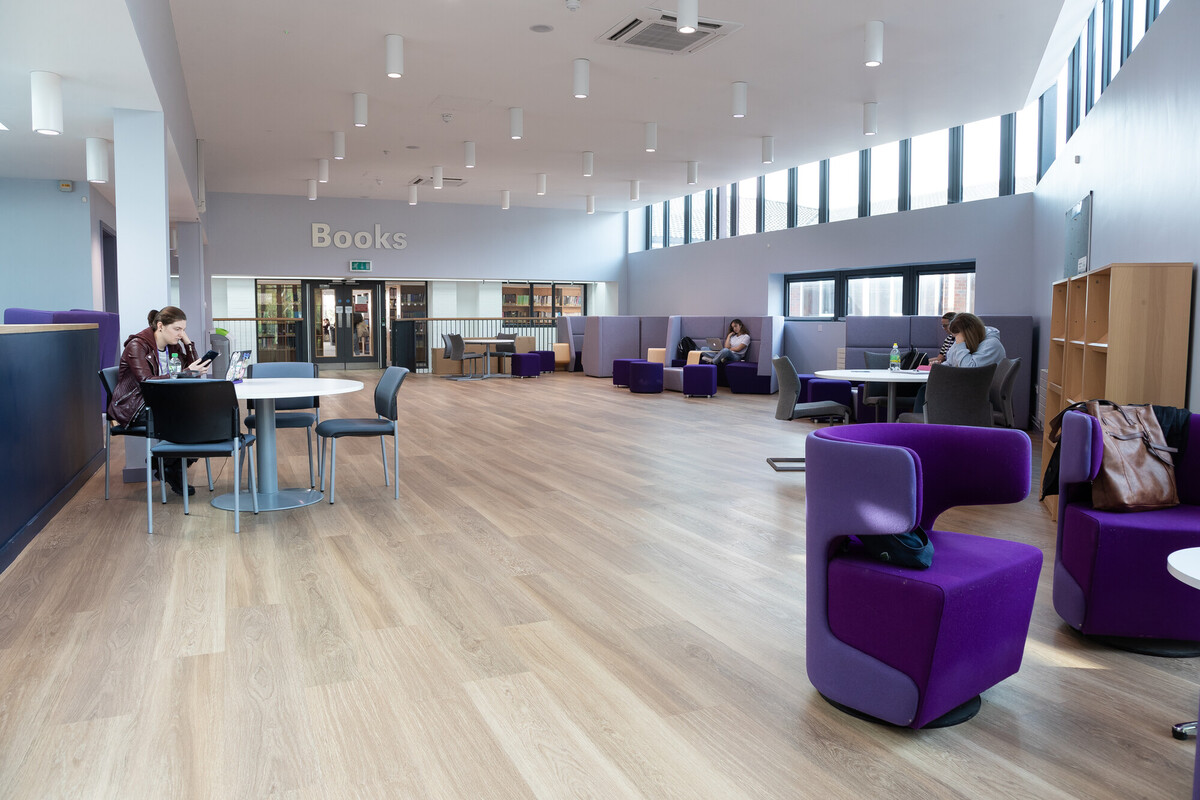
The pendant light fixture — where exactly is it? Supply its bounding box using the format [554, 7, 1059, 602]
[536, 173, 547, 195]
[464, 141, 476, 168]
[582, 151, 594, 177]
[409, 185, 418, 205]
[433, 165, 443, 189]
[865, 21, 884, 68]
[386, 34, 404, 78]
[30, 71, 63, 135]
[318, 158, 329, 183]
[509, 107, 523, 140]
[731, 82, 747, 118]
[630, 180, 640, 202]
[307, 179, 317, 200]
[644, 122, 657, 153]
[863, 102, 878, 136]
[586, 195, 595, 215]
[573, 58, 589, 99]
[501, 190, 511, 210]
[762, 136, 775, 164]
[687, 161, 698, 185]
[332, 131, 346, 160]
[677, 0, 698, 34]
[86, 138, 109, 184]
[353, 93, 368, 127]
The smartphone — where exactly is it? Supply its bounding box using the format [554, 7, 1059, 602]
[199, 349, 219, 364]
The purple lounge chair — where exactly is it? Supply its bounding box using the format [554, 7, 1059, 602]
[805, 423, 1042, 728]
[1055, 410, 1200, 653]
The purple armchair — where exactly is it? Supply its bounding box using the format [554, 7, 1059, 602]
[1054, 410, 1200, 651]
[806, 423, 1042, 728]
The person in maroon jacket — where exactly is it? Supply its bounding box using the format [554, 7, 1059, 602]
[108, 307, 211, 495]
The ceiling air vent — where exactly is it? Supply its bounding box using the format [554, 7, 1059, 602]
[598, 8, 741, 55]
[409, 175, 466, 188]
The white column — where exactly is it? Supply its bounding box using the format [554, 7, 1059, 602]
[175, 222, 208, 344]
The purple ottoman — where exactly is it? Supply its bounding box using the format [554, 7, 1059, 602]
[682, 364, 717, 397]
[612, 358, 642, 388]
[629, 360, 664, 393]
[725, 361, 772, 394]
[511, 352, 541, 378]
[532, 350, 555, 373]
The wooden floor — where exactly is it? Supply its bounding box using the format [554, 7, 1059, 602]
[0, 369, 1196, 799]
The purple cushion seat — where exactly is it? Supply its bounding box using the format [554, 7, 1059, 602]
[682, 364, 716, 397]
[511, 352, 540, 378]
[612, 358, 642, 388]
[725, 361, 771, 394]
[629, 360, 663, 393]
[532, 350, 555, 373]
[829, 530, 1042, 728]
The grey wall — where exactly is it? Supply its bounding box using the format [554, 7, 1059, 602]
[203, 192, 629, 291]
[1031, 0, 1200, 408]
[0, 179, 95, 311]
[625, 192, 1035, 317]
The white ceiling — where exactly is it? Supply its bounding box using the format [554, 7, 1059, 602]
[1, 0, 1075, 217]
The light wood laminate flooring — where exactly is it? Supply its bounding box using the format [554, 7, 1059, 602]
[0, 370, 1196, 798]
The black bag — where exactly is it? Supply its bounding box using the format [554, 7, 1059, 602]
[676, 336, 698, 360]
[857, 525, 934, 569]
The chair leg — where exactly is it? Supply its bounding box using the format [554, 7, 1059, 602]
[380, 434, 389, 487]
[328, 439, 337, 504]
[146, 440, 154, 534]
[305, 427, 315, 489]
[318, 436, 327, 492]
[766, 457, 807, 472]
[233, 442, 240, 534]
[104, 426, 111, 500]
[159, 458, 168, 504]
[393, 425, 399, 501]
[206, 458, 214, 492]
[248, 443, 259, 514]
[1172, 721, 1197, 740]
[182, 468, 190, 515]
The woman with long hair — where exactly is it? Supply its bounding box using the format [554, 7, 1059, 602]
[703, 318, 751, 367]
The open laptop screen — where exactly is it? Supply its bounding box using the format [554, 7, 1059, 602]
[225, 350, 251, 381]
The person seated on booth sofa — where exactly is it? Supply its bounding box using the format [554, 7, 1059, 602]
[928, 312, 957, 365]
[701, 318, 751, 367]
[914, 313, 1006, 412]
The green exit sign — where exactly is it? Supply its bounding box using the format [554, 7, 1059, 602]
[349, 260, 372, 272]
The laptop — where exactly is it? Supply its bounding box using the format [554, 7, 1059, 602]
[704, 337, 724, 350]
[225, 350, 252, 381]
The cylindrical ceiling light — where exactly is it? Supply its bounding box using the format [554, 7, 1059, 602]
[863, 102, 878, 136]
[433, 165, 443, 189]
[30, 71, 63, 135]
[307, 179, 317, 200]
[630, 180, 640, 202]
[353, 92, 368, 127]
[573, 58, 589, 99]
[677, 0, 698, 34]
[464, 141, 476, 168]
[865, 21, 884, 68]
[644, 122, 657, 153]
[586, 195, 596, 215]
[536, 173, 547, 195]
[318, 158, 329, 183]
[762, 136, 775, 164]
[732, 81, 747, 118]
[386, 34, 404, 78]
[501, 189, 511, 210]
[687, 160, 698, 185]
[333, 131, 345, 160]
[509, 107, 523, 140]
[582, 151, 594, 177]
[409, 185, 418, 205]
[86, 137, 109, 184]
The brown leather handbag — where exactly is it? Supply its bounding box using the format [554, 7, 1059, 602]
[1086, 400, 1179, 512]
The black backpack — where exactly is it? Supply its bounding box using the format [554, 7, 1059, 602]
[676, 336, 698, 360]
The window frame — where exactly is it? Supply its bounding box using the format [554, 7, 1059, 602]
[784, 261, 976, 320]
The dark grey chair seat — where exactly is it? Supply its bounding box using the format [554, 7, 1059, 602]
[315, 417, 393, 437]
[246, 411, 316, 429]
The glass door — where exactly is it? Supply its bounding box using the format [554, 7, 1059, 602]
[303, 280, 383, 368]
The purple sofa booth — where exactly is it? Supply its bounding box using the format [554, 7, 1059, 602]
[1055, 410, 1200, 651]
[805, 423, 1042, 728]
[555, 316, 586, 372]
[845, 315, 1034, 427]
[581, 316, 668, 378]
[664, 315, 784, 394]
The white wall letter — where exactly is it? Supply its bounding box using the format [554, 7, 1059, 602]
[333, 230, 351, 248]
[312, 223, 331, 247]
[353, 231, 372, 248]
[393, 232, 407, 249]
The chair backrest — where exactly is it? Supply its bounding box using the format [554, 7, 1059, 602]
[246, 361, 319, 411]
[441, 333, 453, 358]
[374, 366, 409, 420]
[99, 366, 119, 401]
[140, 379, 241, 444]
[923, 363, 997, 426]
[862, 351, 890, 399]
[989, 357, 1021, 428]
[772, 356, 802, 420]
[448, 333, 467, 360]
[494, 332, 517, 354]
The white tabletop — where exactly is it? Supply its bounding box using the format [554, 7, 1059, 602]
[462, 338, 511, 345]
[1168, 548, 1200, 591]
[815, 368, 930, 383]
[234, 377, 363, 400]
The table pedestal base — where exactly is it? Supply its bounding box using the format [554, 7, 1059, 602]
[212, 488, 324, 512]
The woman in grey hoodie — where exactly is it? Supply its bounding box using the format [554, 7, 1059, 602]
[945, 313, 1006, 367]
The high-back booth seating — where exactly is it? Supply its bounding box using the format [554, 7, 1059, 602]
[581, 316, 668, 378]
[805, 423, 1042, 728]
[664, 315, 785, 394]
[1055, 410, 1200, 654]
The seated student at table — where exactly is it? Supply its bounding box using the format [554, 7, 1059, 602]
[913, 312, 1006, 412]
[108, 307, 212, 495]
[701, 319, 751, 367]
[928, 312, 957, 365]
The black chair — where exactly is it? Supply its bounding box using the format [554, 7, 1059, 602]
[140, 379, 258, 533]
[898, 363, 998, 426]
[861, 351, 918, 421]
[989, 357, 1022, 428]
[316, 366, 409, 504]
[245, 361, 320, 488]
[767, 356, 853, 472]
[98, 367, 213, 499]
[447, 333, 484, 379]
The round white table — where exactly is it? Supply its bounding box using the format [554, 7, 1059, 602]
[815, 368, 929, 423]
[1169, 548, 1200, 590]
[462, 337, 512, 378]
[212, 377, 363, 512]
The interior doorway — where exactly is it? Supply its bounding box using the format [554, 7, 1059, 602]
[303, 280, 383, 369]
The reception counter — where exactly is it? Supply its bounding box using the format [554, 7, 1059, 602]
[0, 324, 103, 571]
